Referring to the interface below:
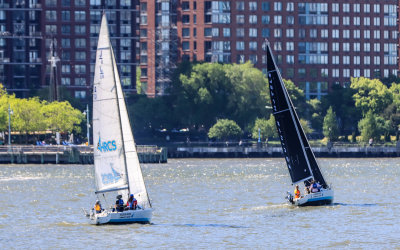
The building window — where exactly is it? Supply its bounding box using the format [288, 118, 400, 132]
[374, 30, 380, 39]
[249, 41, 257, 51]
[61, 39, 71, 48]
[75, 91, 86, 99]
[75, 11, 86, 21]
[46, 11, 57, 21]
[262, 28, 270, 38]
[321, 29, 328, 38]
[286, 29, 294, 38]
[223, 28, 230, 37]
[141, 15, 147, 25]
[310, 29, 317, 38]
[354, 30, 360, 39]
[364, 30, 370, 39]
[343, 56, 350, 65]
[332, 43, 339, 52]
[343, 30, 350, 39]
[343, 17, 350, 25]
[61, 78, 71, 85]
[364, 43, 370, 52]
[249, 55, 257, 64]
[182, 15, 190, 24]
[364, 56, 370, 65]
[374, 4, 380, 13]
[343, 69, 350, 78]
[274, 29, 281, 38]
[236, 28, 244, 37]
[204, 28, 212, 37]
[182, 1, 190, 10]
[75, 78, 86, 86]
[236, 41, 244, 51]
[236, 15, 244, 24]
[353, 17, 360, 25]
[273, 42, 281, 51]
[332, 30, 339, 39]
[212, 28, 219, 37]
[274, 15, 282, 24]
[75, 51, 86, 61]
[343, 3, 350, 12]
[354, 56, 360, 65]
[364, 4, 370, 13]
[332, 69, 339, 78]
[75, 38, 86, 48]
[364, 69, 370, 78]
[262, 2, 270, 11]
[332, 3, 339, 12]
[249, 28, 257, 38]
[75, 64, 86, 74]
[236, 1, 244, 11]
[354, 43, 360, 52]
[332, 16, 339, 25]
[62, 65, 71, 74]
[274, 2, 282, 11]
[262, 15, 270, 24]
[182, 28, 190, 37]
[182, 41, 190, 51]
[249, 15, 257, 24]
[286, 55, 294, 64]
[374, 17, 380, 26]
[343, 43, 350, 52]
[75, 25, 86, 34]
[249, 2, 257, 11]
[364, 17, 370, 26]
[287, 16, 294, 25]
[287, 2, 294, 12]
[286, 42, 294, 51]
[61, 11, 70, 21]
[332, 56, 339, 65]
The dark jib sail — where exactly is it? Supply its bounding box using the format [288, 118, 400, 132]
[266, 42, 327, 188]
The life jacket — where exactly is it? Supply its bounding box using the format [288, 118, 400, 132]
[294, 189, 300, 199]
[95, 204, 101, 212]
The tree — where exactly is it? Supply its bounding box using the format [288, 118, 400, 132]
[358, 110, 380, 142]
[208, 119, 242, 140]
[300, 119, 313, 135]
[351, 77, 393, 115]
[251, 114, 277, 140]
[323, 107, 339, 141]
[42, 101, 84, 134]
[136, 67, 142, 94]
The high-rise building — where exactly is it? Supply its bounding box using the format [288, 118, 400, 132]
[140, 0, 399, 99]
[0, 0, 139, 100]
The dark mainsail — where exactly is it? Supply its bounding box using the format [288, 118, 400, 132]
[266, 42, 327, 188]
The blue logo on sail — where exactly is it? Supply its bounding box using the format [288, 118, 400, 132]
[97, 137, 117, 152]
[101, 166, 122, 185]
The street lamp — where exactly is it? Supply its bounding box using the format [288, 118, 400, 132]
[83, 104, 90, 145]
[8, 104, 13, 145]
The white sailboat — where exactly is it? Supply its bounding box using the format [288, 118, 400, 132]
[265, 41, 334, 206]
[84, 13, 153, 224]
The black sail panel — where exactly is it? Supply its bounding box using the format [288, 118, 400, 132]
[266, 44, 313, 184]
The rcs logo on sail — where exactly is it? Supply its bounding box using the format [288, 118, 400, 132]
[97, 137, 117, 152]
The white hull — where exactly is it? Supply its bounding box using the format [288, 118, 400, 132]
[288, 188, 334, 206]
[88, 208, 153, 225]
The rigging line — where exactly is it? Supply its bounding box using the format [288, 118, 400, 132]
[267, 69, 277, 73]
[97, 47, 111, 50]
[273, 108, 290, 115]
[94, 97, 120, 102]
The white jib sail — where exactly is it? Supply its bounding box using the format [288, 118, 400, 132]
[92, 14, 128, 193]
[112, 48, 150, 208]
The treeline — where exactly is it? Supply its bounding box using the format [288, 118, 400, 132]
[129, 62, 400, 143]
[0, 84, 84, 144]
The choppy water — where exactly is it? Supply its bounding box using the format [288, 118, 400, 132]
[0, 158, 399, 248]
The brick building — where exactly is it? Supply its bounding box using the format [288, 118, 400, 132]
[0, 0, 139, 100]
[140, 0, 399, 99]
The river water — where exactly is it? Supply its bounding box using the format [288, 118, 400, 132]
[0, 158, 399, 249]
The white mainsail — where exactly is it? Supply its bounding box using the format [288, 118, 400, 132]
[92, 13, 150, 208]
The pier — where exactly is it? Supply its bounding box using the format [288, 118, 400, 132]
[0, 145, 167, 164]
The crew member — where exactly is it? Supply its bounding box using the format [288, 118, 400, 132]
[94, 200, 102, 213]
[126, 194, 137, 210]
[115, 195, 124, 212]
[294, 185, 301, 199]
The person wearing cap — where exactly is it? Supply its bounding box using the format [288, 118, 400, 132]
[294, 185, 301, 199]
[115, 195, 124, 212]
[126, 194, 137, 210]
[94, 200, 102, 213]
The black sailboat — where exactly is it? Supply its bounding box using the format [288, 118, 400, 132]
[265, 41, 333, 206]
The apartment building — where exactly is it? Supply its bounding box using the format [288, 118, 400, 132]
[0, 0, 139, 100]
[140, 0, 399, 99]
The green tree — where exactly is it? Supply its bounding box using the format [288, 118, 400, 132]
[321, 84, 360, 134]
[208, 119, 242, 140]
[11, 97, 46, 143]
[358, 110, 380, 142]
[300, 119, 313, 135]
[351, 77, 393, 115]
[42, 101, 84, 133]
[323, 107, 339, 141]
[251, 114, 277, 140]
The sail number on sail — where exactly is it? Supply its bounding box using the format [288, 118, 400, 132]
[97, 137, 117, 152]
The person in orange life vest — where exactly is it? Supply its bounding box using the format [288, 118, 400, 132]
[94, 200, 102, 213]
[294, 185, 301, 199]
[126, 194, 137, 210]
